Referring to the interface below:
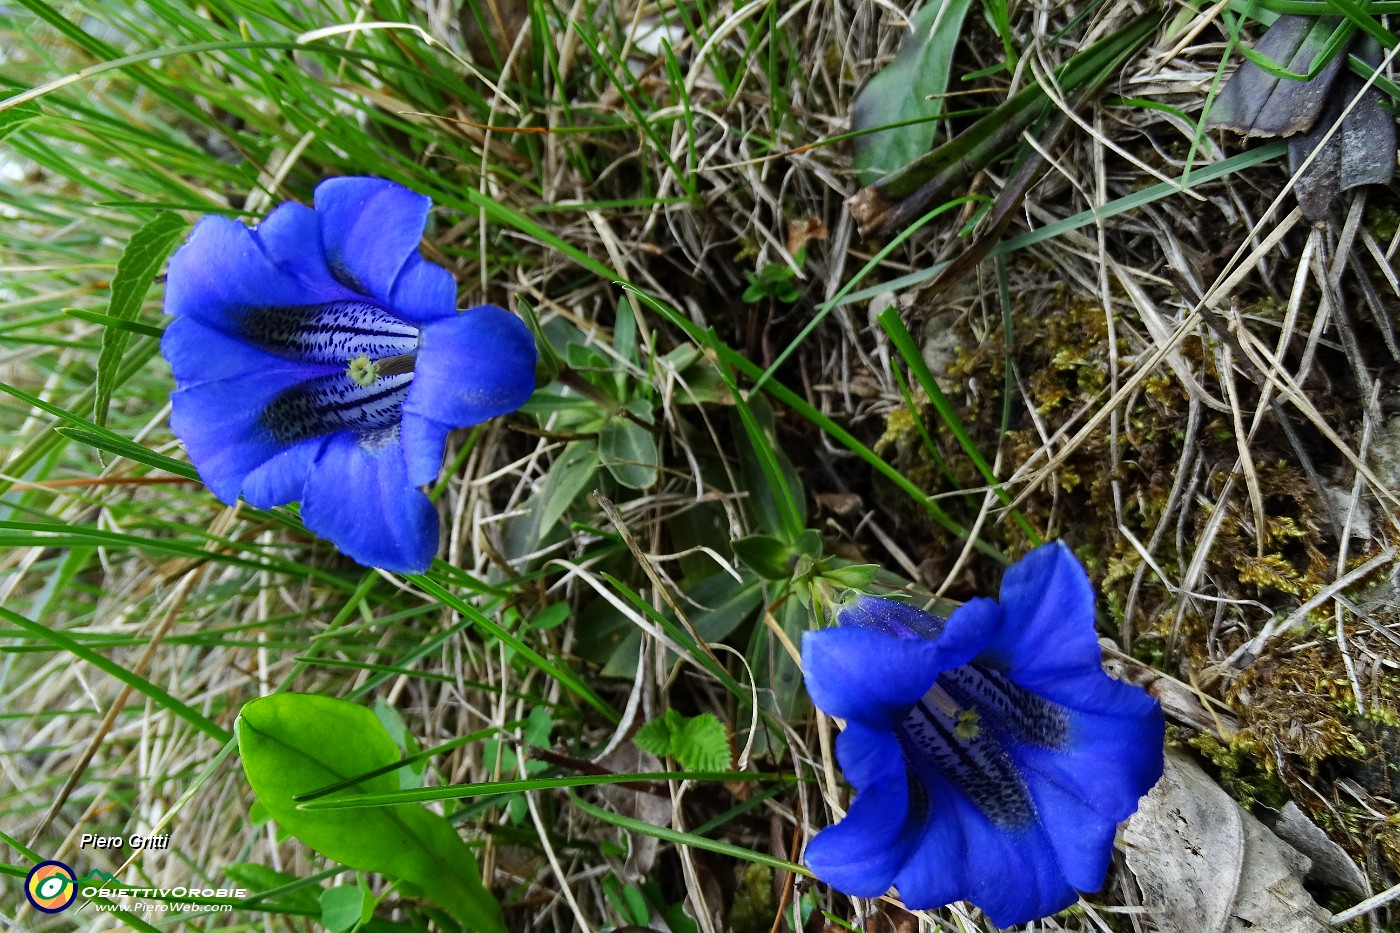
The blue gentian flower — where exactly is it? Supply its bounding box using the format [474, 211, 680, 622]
[801, 541, 1164, 927]
[161, 177, 536, 573]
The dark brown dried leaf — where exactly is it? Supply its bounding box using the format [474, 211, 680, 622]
[1209, 15, 1347, 138]
[1288, 38, 1397, 221]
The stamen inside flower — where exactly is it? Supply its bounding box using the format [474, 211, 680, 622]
[955, 708, 982, 741]
[347, 354, 379, 387]
[900, 676, 1039, 830]
[346, 352, 415, 388]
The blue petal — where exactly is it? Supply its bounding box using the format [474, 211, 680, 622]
[239, 437, 329, 510]
[1011, 678, 1164, 889]
[251, 201, 358, 301]
[975, 541, 1107, 702]
[161, 316, 327, 388]
[389, 251, 458, 323]
[169, 377, 299, 504]
[894, 779, 1078, 927]
[298, 429, 438, 573]
[1018, 768, 1122, 895]
[403, 305, 537, 428]
[163, 319, 330, 502]
[801, 627, 946, 730]
[805, 724, 920, 897]
[313, 177, 433, 306]
[164, 215, 351, 334]
[837, 594, 944, 639]
[399, 412, 455, 487]
[923, 595, 1000, 668]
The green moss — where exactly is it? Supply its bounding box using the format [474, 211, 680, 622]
[1186, 731, 1291, 810]
[1371, 201, 1400, 241]
[729, 863, 775, 933]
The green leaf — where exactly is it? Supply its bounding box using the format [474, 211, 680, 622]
[599, 417, 659, 489]
[820, 563, 881, 591]
[850, 0, 977, 184]
[320, 884, 368, 933]
[741, 263, 803, 304]
[236, 694, 505, 933]
[731, 399, 806, 539]
[529, 603, 571, 630]
[632, 710, 732, 772]
[64, 306, 164, 338]
[522, 706, 553, 747]
[731, 534, 794, 581]
[852, 11, 1161, 237]
[94, 211, 187, 426]
[746, 595, 808, 734]
[51, 425, 198, 479]
[632, 709, 682, 758]
[0, 604, 229, 743]
[672, 713, 732, 772]
[371, 700, 425, 790]
[538, 441, 601, 535]
[793, 529, 823, 558]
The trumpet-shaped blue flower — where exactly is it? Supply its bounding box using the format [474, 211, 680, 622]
[801, 541, 1164, 927]
[162, 177, 536, 573]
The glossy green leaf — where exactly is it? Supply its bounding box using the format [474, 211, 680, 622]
[94, 211, 187, 426]
[599, 417, 659, 489]
[850, 0, 977, 184]
[320, 884, 370, 933]
[236, 694, 505, 933]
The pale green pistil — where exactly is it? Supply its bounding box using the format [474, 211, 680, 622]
[924, 682, 983, 741]
[346, 352, 416, 387]
[347, 354, 379, 387]
[955, 708, 982, 742]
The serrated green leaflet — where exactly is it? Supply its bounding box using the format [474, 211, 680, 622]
[236, 694, 505, 933]
[670, 713, 732, 772]
[94, 210, 186, 426]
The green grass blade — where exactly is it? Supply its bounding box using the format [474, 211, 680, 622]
[0, 606, 230, 743]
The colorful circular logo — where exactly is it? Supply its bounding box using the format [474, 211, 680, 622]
[25, 861, 76, 913]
